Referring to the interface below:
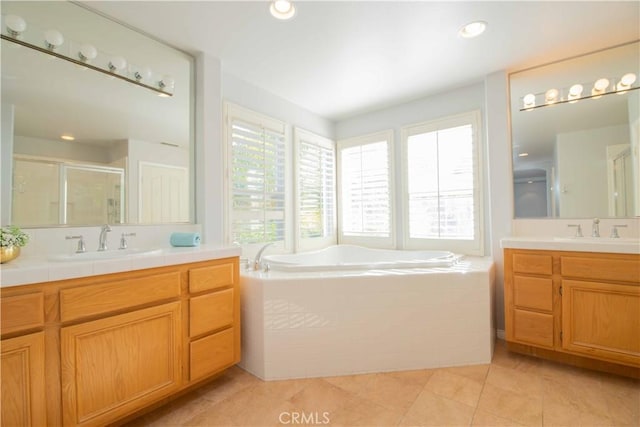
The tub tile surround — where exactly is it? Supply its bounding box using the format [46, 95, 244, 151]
[240, 257, 496, 380]
[0, 224, 244, 287]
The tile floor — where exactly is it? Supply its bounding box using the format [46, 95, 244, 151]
[126, 340, 639, 426]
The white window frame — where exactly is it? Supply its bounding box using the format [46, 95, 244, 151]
[400, 110, 484, 255]
[223, 102, 292, 256]
[294, 127, 337, 251]
[337, 129, 395, 249]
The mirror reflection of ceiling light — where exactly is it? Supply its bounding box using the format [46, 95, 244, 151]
[459, 21, 487, 38]
[5, 14, 26, 38]
[61, 134, 75, 141]
[545, 88, 559, 104]
[591, 78, 609, 97]
[44, 29, 64, 50]
[518, 152, 529, 157]
[270, 0, 296, 20]
[523, 93, 536, 109]
[568, 84, 583, 102]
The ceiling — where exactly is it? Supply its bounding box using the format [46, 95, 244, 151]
[84, 0, 640, 121]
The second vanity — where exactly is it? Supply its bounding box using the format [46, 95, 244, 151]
[0, 245, 241, 427]
[502, 236, 639, 377]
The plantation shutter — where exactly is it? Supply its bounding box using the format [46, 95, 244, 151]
[230, 118, 286, 244]
[298, 139, 335, 239]
[340, 140, 390, 237]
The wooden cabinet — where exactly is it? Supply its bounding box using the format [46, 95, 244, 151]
[1, 332, 47, 427]
[505, 249, 640, 375]
[0, 256, 240, 426]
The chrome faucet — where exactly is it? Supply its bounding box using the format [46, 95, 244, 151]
[591, 218, 600, 238]
[254, 242, 275, 271]
[98, 224, 112, 251]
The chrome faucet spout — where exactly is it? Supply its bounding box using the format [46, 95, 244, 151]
[254, 242, 275, 270]
[591, 218, 600, 238]
[98, 224, 112, 251]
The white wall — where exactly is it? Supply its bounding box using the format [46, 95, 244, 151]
[336, 82, 487, 252]
[556, 124, 629, 218]
[514, 181, 548, 218]
[13, 136, 115, 164]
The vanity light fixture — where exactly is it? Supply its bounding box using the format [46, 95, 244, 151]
[458, 21, 487, 38]
[520, 73, 638, 111]
[44, 29, 64, 50]
[0, 14, 174, 97]
[5, 14, 26, 38]
[78, 43, 97, 62]
[270, 0, 296, 20]
[108, 56, 127, 73]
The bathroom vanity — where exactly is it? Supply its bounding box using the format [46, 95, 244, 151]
[0, 249, 240, 426]
[502, 237, 639, 377]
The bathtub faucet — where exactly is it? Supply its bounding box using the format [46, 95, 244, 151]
[254, 242, 275, 271]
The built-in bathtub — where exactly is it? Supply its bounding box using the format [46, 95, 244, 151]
[240, 245, 495, 380]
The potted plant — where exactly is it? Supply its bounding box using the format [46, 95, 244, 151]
[1, 225, 29, 263]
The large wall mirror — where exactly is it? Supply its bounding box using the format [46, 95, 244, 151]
[510, 41, 639, 219]
[1, 1, 194, 227]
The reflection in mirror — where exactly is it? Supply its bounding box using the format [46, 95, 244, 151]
[510, 41, 639, 219]
[0, 1, 193, 227]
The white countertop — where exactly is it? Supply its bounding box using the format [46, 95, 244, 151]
[0, 244, 242, 288]
[501, 236, 640, 254]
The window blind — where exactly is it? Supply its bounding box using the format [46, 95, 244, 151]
[230, 119, 286, 244]
[340, 141, 390, 237]
[298, 139, 335, 239]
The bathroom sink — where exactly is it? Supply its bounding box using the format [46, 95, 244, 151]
[49, 248, 163, 262]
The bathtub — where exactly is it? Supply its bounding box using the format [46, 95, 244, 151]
[240, 246, 495, 380]
[262, 245, 460, 271]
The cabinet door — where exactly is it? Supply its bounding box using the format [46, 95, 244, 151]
[562, 280, 640, 366]
[61, 302, 182, 426]
[1, 332, 46, 427]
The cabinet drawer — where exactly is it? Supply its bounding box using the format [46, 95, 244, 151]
[1, 293, 44, 335]
[60, 271, 181, 322]
[513, 309, 554, 348]
[189, 263, 235, 293]
[513, 253, 552, 275]
[513, 276, 553, 312]
[190, 289, 234, 337]
[190, 328, 235, 381]
[561, 256, 640, 284]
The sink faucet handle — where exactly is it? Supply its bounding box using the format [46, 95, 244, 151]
[592, 218, 600, 238]
[567, 224, 583, 237]
[66, 235, 86, 253]
[119, 232, 136, 250]
[610, 224, 628, 239]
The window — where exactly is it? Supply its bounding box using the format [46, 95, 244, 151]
[295, 128, 336, 250]
[402, 111, 483, 255]
[225, 104, 288, 246]
[337, 130, 394, 247]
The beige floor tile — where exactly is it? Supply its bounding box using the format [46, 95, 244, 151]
[196, 366, 261, 405]
[476, 383, 542, 427]
[353, 372, 426, 411]
[492, 341, 543, 374]
[329, 395, 406, 426]
[443, 364, 490, 384]
[287, 379, 354, 414]
[603, 389, 640, 426]
[472, 409, 524, 426]
[323, 372, 378, 395]
[424, 370, 483, 407]
[542, 376, 610, 419]
[382, 368, 435, 387]
[543, 400, 612, 427]
[486, 364, 543, 397]
[400, 389, 475, 426]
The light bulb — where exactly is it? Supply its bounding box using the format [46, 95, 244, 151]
[523, 93, 536, 108]
[108, 56, 127, 72]
[617, 73, 637, 91]
[458, 21, 487, 38]
[159, 75, 175, 91]
[545, 88, 558, 104]
[44, 29, 64, 50]
[270, 0, 296, 20]
[568, 84, 583, 102]
[5, 14, 26, 37]
[134, 67, 152, 82]
[78, 44, 97, 62]
[593, 78, 609, 91]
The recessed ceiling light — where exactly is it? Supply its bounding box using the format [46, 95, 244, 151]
[270, 0, 296, 20]
[459, 21, 487, 38]
[518, 152, 529, 157]
[61, 134, 75, 141]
